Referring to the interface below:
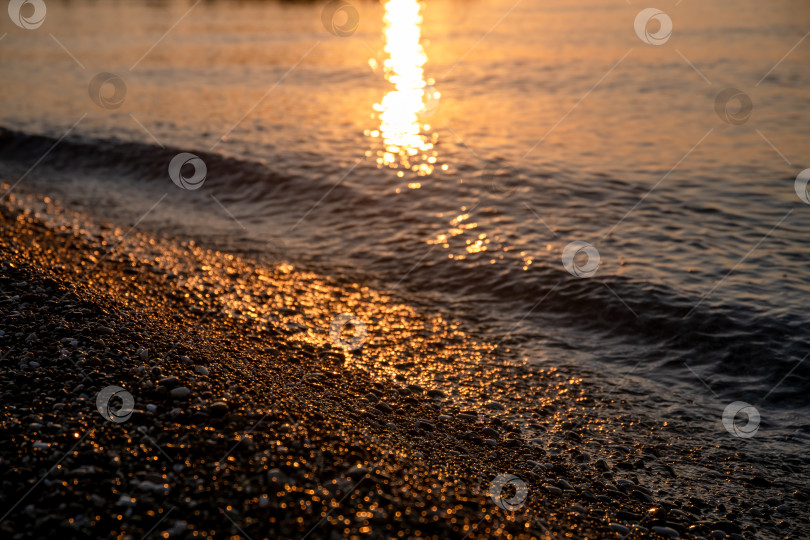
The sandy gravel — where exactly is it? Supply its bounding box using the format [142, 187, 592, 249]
[1, 188, 806, 539]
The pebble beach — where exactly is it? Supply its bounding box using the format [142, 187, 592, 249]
[1, 186, 808, 539]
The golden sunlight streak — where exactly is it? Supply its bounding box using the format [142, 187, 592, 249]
[368, 0, 438, 179]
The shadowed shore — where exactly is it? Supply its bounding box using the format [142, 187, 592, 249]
[0, 186, 803, 539]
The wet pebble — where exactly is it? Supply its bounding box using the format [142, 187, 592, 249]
[374, 402, 392, 414]
[169, 386, 190, 399]
[209, 402, 229, 416]
[484, 401, 505, 411]
[651, 526, 680, 538]
[568, 504, 586, 515]
[557, 479, 574, 491]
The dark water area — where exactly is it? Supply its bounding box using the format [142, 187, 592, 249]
[2, 0, 810, 469]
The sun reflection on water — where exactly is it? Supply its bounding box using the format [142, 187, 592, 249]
[367, 0, 439, 179]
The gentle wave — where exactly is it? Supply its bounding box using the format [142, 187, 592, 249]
[3, 127, 808, 407]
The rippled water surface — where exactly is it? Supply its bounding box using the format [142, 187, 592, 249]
[2, 0, 810, 420]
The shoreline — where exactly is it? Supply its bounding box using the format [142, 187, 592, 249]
[0, 187, 804, 539]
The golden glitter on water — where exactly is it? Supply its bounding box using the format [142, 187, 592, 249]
[369, 0, 439, 178]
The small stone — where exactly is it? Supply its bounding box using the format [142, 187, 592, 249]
[484, 401, 506, 411]
[416, 420, 435, 431]
[97, 326, 115, 335]
[195, 366, 209, 376]
[557, 479, 574, 491]
[651, 526, 680, 538]
[159, 376, 179, 387]
[170, 387, 190, 399]
[712, 522, 742, 535]
[608, 524, 629, 535]
[427, 389, 446, 399]
[209, 402, 229, 417]
[542, 484, 562, 496]
[374, 402, 392, 414]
